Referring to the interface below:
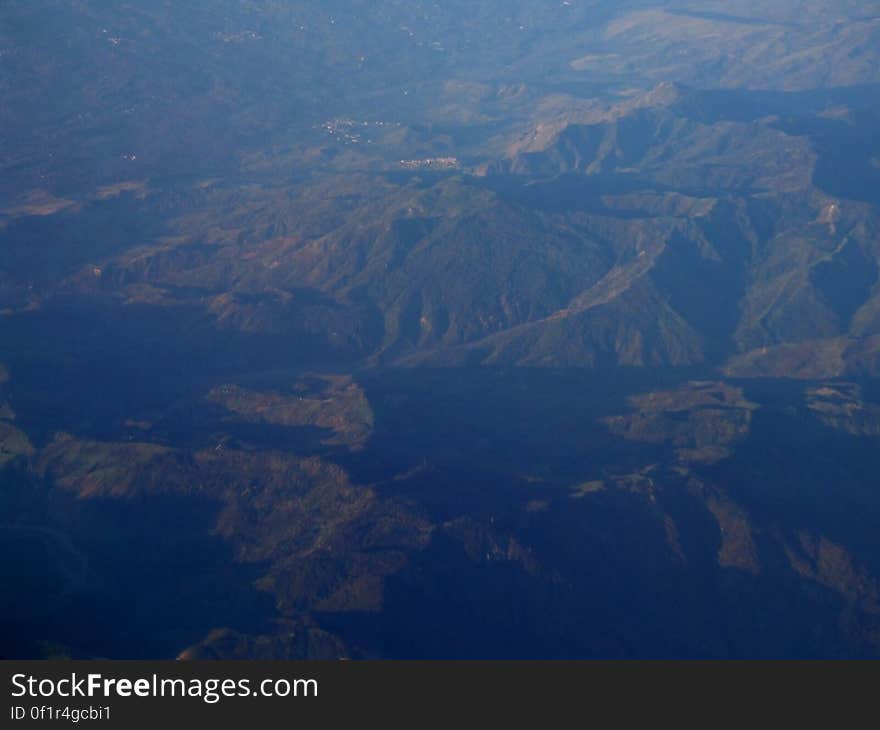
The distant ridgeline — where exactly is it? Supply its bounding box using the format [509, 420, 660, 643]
[2, 0, 880, 659]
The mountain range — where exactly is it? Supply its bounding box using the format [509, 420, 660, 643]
[2, 0, 880, 659]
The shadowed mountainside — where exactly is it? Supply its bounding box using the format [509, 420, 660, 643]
[3, 1, 880, 659]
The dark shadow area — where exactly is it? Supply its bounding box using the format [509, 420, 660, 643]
[677, 84, 880, 124]
[340, 366, 709, 490]
[706, 381, 880, 576]
[0, 295, 357, 445]
[0, 463, 274, 659]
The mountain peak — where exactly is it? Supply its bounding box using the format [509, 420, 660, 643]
[626, 81, 689, 111]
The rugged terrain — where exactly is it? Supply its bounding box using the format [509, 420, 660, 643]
[2, 1, 880, 658]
